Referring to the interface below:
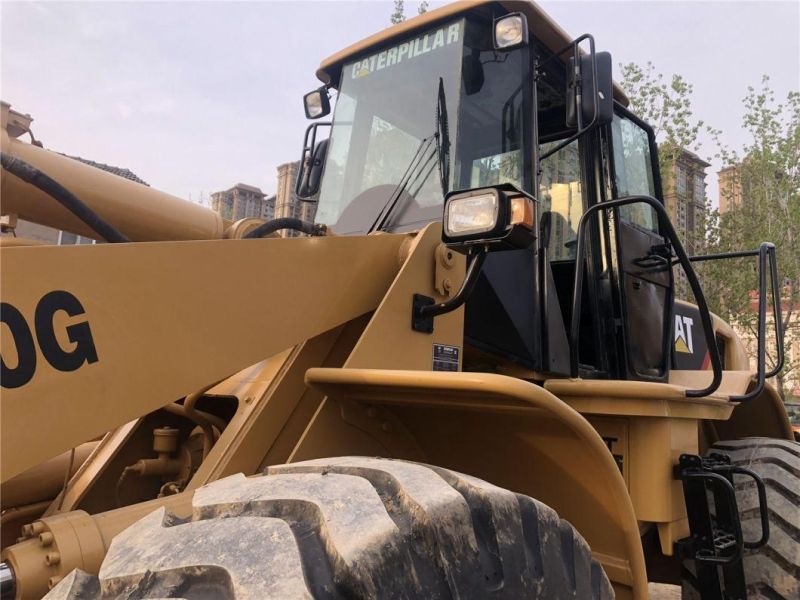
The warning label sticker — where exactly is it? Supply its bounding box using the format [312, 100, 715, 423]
[432, 344, 460, 372]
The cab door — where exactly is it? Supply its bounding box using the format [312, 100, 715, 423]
[604, 109, 673, 381]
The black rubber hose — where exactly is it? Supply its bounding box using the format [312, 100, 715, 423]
[1, 152, 130, 243]
[243, 217, 324, 239]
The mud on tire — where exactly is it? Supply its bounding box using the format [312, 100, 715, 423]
[46, 456, 613, 599]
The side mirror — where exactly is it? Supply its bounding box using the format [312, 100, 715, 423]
[303, 87, 330, 119]
[295, 122, 331, 201]
[566, 51, 613, 128]
[297, 138, 328, 199]
[462, 49, 484, 96]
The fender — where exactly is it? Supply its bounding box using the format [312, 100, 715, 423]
[298, 368, 647, 600]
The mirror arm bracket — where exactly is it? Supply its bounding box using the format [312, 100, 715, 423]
[537, 33, 604, 162]
[295, 121, 331, 201]
[411, 249, 488, 333]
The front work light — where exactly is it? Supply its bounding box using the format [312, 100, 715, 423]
[413, 183, 537, 333]
[445, 192, 499, 236]
[442, 184, 536, 253]
[493, 13, 528, 51]
[303, 87, 331, 119]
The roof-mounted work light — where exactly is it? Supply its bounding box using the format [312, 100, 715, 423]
[493, 13, 528, 51]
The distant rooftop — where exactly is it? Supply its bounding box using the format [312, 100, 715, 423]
[62, 154, 150, 186]
[212, 183, 266, 197]
[677, 147, 711, 168]
[234, 183, 264, 195]
[2, 102, 150, 186]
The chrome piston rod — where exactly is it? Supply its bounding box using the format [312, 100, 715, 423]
[0, 561, 15, 599]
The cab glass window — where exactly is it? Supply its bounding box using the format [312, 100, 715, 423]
[539, 139, 582, 261]
[610, 115, 658, 232]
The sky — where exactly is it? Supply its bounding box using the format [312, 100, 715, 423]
[1, 1, 798, 207]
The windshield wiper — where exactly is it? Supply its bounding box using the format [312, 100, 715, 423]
[369, 135, 435, 233]
[369, 78, 450, 233]
[435, 77, 450, 198]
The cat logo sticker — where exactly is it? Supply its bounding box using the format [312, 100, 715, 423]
[674, 314, 695, 354]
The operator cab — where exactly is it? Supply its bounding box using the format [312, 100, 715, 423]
[298, 1, 675, 384]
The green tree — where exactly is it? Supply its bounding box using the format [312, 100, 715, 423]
[620, 62, 712, 299]
[390, 0, 405, 24]
[621, 64, 799, 401]
[390, 0, 427, 25]
[701, 78, 799, 400]
[619, 61, 707, 182]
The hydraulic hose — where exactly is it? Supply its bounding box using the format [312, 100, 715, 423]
[162, 402, 226, 438]
[0, 152, 130, 243]
[183, 388, 220, 459]
[243, 217, 326, 239]
[162, 382, 226, 459]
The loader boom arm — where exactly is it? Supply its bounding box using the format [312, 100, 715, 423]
[1, 102, 225, 243]
[0, 233, 406, 481]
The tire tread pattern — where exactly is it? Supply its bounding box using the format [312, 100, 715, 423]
[46, 457, 613, 599]
[710, 438, 800, 600]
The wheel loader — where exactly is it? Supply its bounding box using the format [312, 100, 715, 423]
[1, 1, 797, 599]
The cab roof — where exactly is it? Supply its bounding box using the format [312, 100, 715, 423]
[316, 0, 629, 106]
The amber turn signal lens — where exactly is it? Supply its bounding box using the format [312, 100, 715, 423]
[510, 196, 535, 229]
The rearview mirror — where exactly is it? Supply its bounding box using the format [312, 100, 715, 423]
[566, 51, 613, 128]
[303, 87, 330, 119]
[297, 138, 328, 200]
[295, 122, 331, 201]
[462, 49, 484, 96]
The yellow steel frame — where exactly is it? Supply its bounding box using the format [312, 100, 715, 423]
[1, 233, 407, 479]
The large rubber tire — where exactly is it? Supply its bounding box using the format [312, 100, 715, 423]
[708, 438, 800, 599]
[46, 457, 613, 599]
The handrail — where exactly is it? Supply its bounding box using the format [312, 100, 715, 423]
[688, 242, 784, 401]
[569, 195, 724, 398]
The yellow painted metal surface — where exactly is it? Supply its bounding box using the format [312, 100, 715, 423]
[290, 222, 467, 460]
[345, 222, 466, 370]
[1, 233, 405, 480]
[545, 378, 735, 420]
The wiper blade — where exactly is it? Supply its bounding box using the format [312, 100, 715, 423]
[369, 133, 435, 233]
[435, 77, 450, 198]
[369, 78, 451, 234]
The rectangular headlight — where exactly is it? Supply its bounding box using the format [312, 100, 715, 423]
[444, 191, 499, 237]
[442, 184, 537, 254]
[494, 14, 528, 50]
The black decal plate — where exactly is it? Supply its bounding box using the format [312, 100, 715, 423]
[432, 344, 459, 372]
